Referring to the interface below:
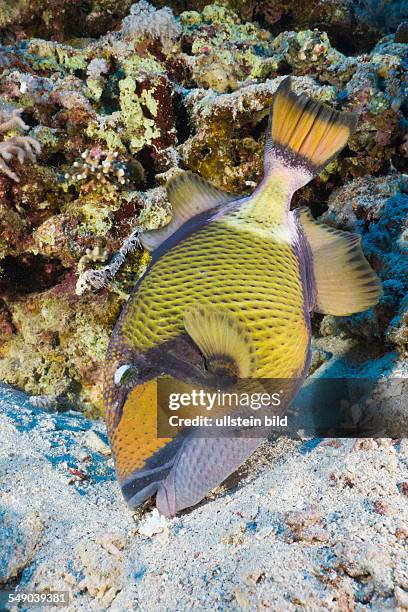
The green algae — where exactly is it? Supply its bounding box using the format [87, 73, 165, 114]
[86, 120, 125, 152]
[122, 53, 166, 77]
[86, 75, 162, 153]
[119, 76, 161, 153]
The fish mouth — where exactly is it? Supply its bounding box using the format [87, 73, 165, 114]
[119, 440, 185, 517]
[125, 483, 160, 509]
[156, 473, 177, 517]
[121, 460, 175, 510]
[130, 435, 264, 517]
[119, 435, 186, 514]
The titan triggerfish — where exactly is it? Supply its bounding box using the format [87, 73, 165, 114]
[103, 78, 381, 516]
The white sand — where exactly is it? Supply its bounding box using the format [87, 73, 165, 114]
[0, 378, 407, 611]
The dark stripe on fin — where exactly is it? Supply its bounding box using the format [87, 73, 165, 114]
[121, 437, 185, 508]
[184, 305, 257, 378]
[265, 78, 358, 176]
[298, 207, 381, 315]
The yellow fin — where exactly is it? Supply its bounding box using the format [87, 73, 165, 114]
[183, 306, 256, 378]
[299, 208, 381, 315]
[266, 78, 358, 176]
[140, 171, 236, 252]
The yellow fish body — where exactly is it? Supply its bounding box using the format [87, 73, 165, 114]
[103, 78, 381, 515]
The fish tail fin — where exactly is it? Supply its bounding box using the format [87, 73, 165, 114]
[265, 77, 357, 184]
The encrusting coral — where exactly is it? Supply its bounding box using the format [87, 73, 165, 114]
[320, 175, 408, 353]
[0, 1, 406, 413]
[120, 0, 182, 49]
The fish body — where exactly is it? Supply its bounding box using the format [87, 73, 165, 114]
[104, 78, 381, 516]
[122, 179, 309, 379]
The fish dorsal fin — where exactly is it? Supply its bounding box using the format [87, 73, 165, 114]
[184, 305, 257, 378]
[140, 171, 236, 252]
[298, 207, 381, 315]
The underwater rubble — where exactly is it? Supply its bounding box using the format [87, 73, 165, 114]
[0, 1, 406, 414]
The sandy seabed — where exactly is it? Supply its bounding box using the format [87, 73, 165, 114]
[1, 376, 408, 612]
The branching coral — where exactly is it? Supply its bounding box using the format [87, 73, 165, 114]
[0, 107, 41, 182]
[0, 106, 29, 134]
[75, 226, 142, 295]
[0, 137, 41, 182]
[63, 149, 130, 194]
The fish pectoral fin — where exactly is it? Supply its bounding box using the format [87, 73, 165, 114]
[299, 207, 381, 315]
[140, 171, 237, 252]
[183, 305, 257, 378]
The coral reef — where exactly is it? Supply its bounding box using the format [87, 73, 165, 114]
[320, 175, 408, 355]
[0, 1, 406, 413]
[352, 0, 408, 34]
[0, 0, 135, 41]
[155, 0, 383, 53]
[0, 106, 41, 182]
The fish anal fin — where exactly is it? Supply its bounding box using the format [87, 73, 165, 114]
[183, 306, 256, 378]
[299, 207, 381, 315]
[140, 171, 236, 252]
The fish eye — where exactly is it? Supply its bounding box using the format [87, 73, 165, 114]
[114, 364, 138, 388]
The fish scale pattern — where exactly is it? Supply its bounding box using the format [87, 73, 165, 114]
[122, 216, 309, 379]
